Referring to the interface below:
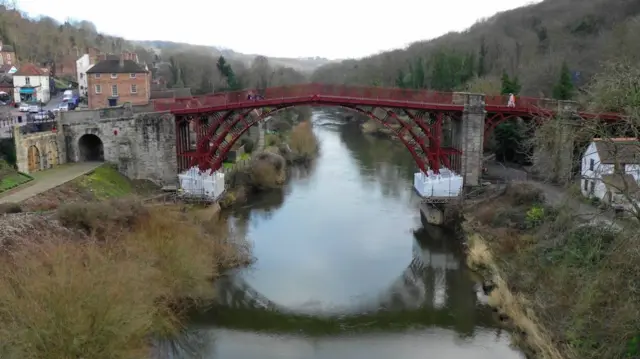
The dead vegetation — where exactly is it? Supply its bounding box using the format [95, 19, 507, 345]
[0, 198, 250, 359]
[465, 183, 639, 359]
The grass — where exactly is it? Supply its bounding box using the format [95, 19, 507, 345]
[20, 164, 156, 212]
[465, 183, 640, 359]
[288, 121, 319, 162]
[0, 172, 32, 193]
[0, 198, 249, 359]
[79, 165, 133, 199]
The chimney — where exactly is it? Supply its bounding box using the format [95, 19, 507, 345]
[119, 54, 124, 68]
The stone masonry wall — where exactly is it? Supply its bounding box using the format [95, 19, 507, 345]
[456, 92, 485, 187]
[13, 126, 67, 174]
[60, 109, 178, 185]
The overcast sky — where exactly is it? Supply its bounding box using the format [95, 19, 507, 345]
[15, 0, 540, 59]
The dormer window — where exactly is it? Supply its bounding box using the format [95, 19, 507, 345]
[95, 74, 101, 79]
[130, 73, 136, 78]
[111, 73, 117, 79]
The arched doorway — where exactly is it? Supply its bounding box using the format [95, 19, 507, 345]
[78, 134, 104, 161]
[48, 140, 59, 166]
[27, 145, 40, 173]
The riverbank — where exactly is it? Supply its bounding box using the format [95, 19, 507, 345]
[0, 166, 250, 358]
[221, 109, 319, 208]
[463, 183, 639, 359]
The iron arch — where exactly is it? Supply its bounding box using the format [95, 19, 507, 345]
[197, 105, 435, 174]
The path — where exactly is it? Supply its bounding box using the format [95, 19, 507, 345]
[0, 162, 102, 204]
[484, 161, 620, 229]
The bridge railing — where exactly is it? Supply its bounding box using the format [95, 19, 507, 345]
[155, 84, 456, 111]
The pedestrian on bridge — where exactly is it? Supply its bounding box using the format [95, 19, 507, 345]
[507, 93, 516, 108]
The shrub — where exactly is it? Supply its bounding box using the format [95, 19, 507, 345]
[240, 137, 255, 153]
[289, 121, 319, 162]
[0, 202, 21, 214]
[525, 204, 545, 228]
[247, 151, 286, 190]
[56, 198, 149, 238]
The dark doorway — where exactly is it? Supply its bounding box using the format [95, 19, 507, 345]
[78, 134, 104, 161]
[108, 98, 118, 107]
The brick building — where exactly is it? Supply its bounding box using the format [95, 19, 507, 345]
[86, 56, 150, 109]
[0, 42, 16, 66]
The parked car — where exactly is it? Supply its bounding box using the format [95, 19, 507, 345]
[28, 104, 40, 113]
[19, 103, 29, 112]
[58, 102, 70, 112]
[33, 110, 54, 121]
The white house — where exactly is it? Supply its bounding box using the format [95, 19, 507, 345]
[76, 54, 94, 97]
[13, 64, 50, 104]
[581, 138, 640, 208]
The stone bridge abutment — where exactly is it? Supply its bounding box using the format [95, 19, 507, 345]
[59, 107, 178, 185]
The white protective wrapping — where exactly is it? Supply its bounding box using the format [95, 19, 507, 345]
[178, 167, 225, 199]
[413, 169, 463, 198]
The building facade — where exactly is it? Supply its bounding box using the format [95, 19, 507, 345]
[581, 138, 640, 209]
[86, 57, 150, 109]
[76, 54, 95, 97]
[13, 64, 50, 103]
[0, 42, 16, 66]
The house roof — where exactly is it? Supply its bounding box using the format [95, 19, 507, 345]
[0, 75, 12, 85]
[0, 64, 14, 72]
[602, 173, 640, 195]
[593, 138, 640, 164]
[86, 59, 147, 74]
[14, 63, 47, 76]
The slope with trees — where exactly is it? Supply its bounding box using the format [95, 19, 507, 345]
[311, 0, 640, 98]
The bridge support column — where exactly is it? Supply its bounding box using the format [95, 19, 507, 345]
[532, 100, 578, 184]
[455, 93, 485, 187]
[420, 202, 445, 226]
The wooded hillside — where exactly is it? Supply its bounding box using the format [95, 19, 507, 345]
[0, 3, 309, 94]
[311, 0, 640, 97]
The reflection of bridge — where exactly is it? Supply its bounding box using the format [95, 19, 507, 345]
[199, 232, 496, 336]
[158, 83, 623, 187]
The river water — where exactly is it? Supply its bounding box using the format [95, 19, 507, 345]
[159, 109, 524, 359]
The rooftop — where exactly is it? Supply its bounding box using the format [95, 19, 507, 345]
[86, 59, 147, 74]
[14, 64, 47, 76]
[593, 138, 640, 164]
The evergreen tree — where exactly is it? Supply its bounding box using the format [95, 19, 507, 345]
[478, 38, 487, 77]
[552, 61, 574, 100]
[410, 58, 425, 89]
[395, 69, 405, 88]
[500, 71, 521, 94]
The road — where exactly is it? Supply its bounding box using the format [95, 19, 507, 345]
[0, 162, 102, 204]
[0, 94, 66, 137]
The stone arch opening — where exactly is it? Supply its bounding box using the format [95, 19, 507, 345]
[27, 145, 40, 173]
[78, 134, 104, 161]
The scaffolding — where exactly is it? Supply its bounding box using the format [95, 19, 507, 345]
[413, 168, 463, 203]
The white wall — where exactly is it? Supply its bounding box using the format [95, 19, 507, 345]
[13, 75, 50, 103]
[580, 141, 640, 203]
[76, 54, 93, 97]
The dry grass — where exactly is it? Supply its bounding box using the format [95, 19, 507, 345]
[0, 198, 249, 359]
[288, 121, 319, 162]
[466, 183, 640, 359]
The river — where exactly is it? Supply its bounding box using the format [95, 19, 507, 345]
[158, 109, 525, 359]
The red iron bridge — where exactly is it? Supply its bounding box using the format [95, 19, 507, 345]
[155, 83, 623, 183]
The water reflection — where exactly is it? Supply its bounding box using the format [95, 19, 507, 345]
[163, 109, 523, 359]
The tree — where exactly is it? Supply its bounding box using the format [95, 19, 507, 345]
[478, 37, 487, 77]
[552, 61, 574, 100]
[395, 69, 406, 88]
[500, 71, 521, 94]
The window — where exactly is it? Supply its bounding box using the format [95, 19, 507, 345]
[80, 73, 84, 79]
[130, 84, 137, 93]
[25, 77, 30, 85]
[130, 73, 136, 78]
[589, 159, 595, 171]
[589, 181, 595, 195]
[95, 84, 102, 94]
[110, 73, 117, 79]
[583, 179, 588, 191]
[111, 85, 118, 97]
[95, 74, 101, 79]
[615, 163, 626, 174]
